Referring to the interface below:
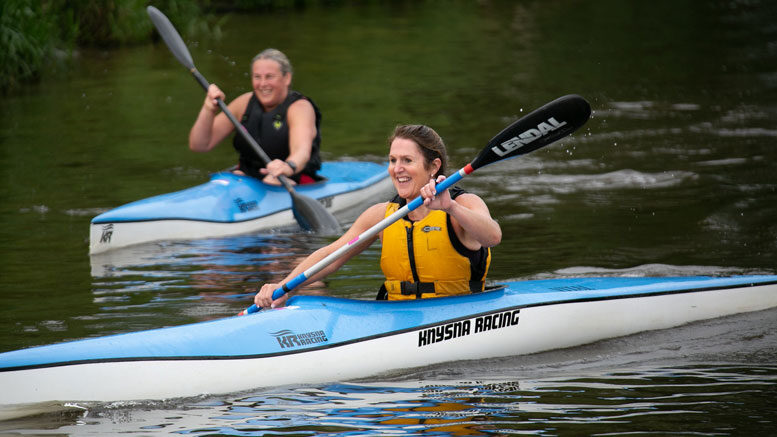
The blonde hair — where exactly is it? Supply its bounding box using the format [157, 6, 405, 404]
[251, 48, 292, 76]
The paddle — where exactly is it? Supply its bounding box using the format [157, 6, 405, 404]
[146, 6, 342, 234]
[238, 94, 592, 315]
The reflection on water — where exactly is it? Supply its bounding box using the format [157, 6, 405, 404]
[4, 361, 775, 435]
[86, 232, 382, 333]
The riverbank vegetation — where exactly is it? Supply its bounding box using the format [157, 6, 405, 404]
[3, 0, 347, 92]
[1, 0, 225, 92]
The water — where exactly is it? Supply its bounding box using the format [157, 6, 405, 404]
[1, 0, 777, 434]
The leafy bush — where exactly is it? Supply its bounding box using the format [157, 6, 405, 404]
[0, 0, 208, 92]
[0, 0, 61, 89]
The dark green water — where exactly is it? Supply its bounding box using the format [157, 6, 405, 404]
[1, 0, 777, 434]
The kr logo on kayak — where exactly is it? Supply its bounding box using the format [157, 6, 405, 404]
[100, 224, 114, 243]
[271, 329, 328, 349]
[491, 117, 568, 157]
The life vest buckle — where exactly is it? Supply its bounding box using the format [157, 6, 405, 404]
[400, 281, 436, 298]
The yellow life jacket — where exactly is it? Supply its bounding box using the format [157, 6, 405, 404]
[380, 195, 491, 300]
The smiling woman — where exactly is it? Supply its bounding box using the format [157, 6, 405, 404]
[252, 123, 502, 308]
[241, 94, 593, 313]
[248, 95, 591, 311]
[188, 48, 324, 186]
[147, 5, 341, 233]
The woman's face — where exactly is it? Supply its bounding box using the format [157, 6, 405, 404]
[251, 59, 291, 111]
[388, 137, 440, 200]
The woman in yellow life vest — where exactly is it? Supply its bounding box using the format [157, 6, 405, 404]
[254, 124, 502, 308]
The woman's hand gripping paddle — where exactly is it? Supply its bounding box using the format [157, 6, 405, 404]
[238, 94, 592, 315]
[146, 6, 341, 234]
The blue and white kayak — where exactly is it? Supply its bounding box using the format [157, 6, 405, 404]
[89, 161, 392, 254]
[1, 275, 776, 420]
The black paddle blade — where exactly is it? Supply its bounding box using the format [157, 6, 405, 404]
[470, 94, 591, 170]
[290, 192, 342, 234]
[147, 6, 196, 71]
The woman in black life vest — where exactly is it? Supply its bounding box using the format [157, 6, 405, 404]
[189, 48, 321, 185]
[254, 124, 502, 308]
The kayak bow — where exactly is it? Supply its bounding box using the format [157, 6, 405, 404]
[89, 161, 392, 254]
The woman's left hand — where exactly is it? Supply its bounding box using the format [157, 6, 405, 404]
[255, 282, 290, 309]
[420, 175, 452, 211]
[260, 159, 295, 185]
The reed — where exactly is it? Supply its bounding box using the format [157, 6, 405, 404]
[1, 0, 206, 92]
[0, 0, 59, 90]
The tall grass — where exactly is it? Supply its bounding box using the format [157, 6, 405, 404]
[0, 0, 208, 92]
[0, 1, 62, 90]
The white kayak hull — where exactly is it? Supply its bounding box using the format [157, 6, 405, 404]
[1, 276, 776, 419]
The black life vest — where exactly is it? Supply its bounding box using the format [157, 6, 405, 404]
[233, 90, 322, 182]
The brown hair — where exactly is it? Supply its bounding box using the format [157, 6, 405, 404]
[388, 125, 448, 178]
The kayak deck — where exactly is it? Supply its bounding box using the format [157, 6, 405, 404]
[89, 161, 392, 254]
[2, 275, 775, 366]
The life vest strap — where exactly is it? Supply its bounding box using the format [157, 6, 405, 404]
[399, 280, 484, 298]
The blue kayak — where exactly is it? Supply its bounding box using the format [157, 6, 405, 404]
[1, 275, 776, 419]
[89, 161, 392, 254]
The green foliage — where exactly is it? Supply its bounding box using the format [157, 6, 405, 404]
[210, 0, 345, 12]
[64, 0, 154, 46]
[0, 0, 59, 89]
[0, 0, 211, 92]
[65, 0, 208, 46]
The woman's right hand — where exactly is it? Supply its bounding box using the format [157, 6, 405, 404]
[255, 282, 290, 309]
[204, 84, 225, 113]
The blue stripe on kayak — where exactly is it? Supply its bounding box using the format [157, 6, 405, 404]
[2, 278, 775, 372]
[92, 161, 389, 224]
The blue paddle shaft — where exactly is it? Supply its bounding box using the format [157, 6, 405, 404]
[242, 169, 466, 315]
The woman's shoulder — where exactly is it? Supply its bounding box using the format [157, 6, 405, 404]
[453, 190, 485, 202]
[345, 201, 389, 235]
[364, 201, 390, 217]
[227, 92, 254, 116]
[233, 91, 253, 104]
[287, 96, 315, 114]
[449, 185, 468, 199]
[447, 186, 487, 208]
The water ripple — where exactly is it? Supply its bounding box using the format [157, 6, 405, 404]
[23, 365, 773, 436]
